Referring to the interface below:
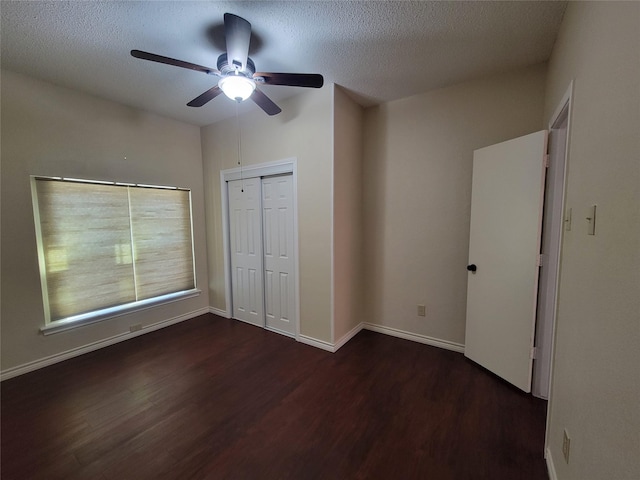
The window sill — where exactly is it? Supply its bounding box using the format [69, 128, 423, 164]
[40, 289, 201, 336]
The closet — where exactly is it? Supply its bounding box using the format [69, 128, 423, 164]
[227, 173, 296, 336]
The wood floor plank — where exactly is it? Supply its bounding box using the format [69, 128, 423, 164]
[1, 314, 548, 479]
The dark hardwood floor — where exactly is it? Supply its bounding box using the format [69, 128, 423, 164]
[1, 314, 548, 480]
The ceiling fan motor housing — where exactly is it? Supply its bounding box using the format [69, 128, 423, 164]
[217, 53, 255, 78]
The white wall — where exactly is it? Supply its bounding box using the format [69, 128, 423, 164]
[201, 87, 334, 343]
[362, 64, 547, 347]
[0, 70, 210, 373]
[543, 3, 640, 479]
[333, 85, 364, 343]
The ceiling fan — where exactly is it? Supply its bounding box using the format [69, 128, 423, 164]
[131, 13, 324, 116]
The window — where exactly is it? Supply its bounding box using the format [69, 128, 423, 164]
[32, 177, 197, 332]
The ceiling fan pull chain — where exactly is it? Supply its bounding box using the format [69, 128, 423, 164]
[235, 100, 244, 192]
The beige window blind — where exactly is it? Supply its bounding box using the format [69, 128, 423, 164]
[129, 187, 194, 300]
[33, 178, 195, 324]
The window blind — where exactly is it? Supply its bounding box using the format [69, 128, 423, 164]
[129, 187, 194, 300]
[33, 178, 195, 324]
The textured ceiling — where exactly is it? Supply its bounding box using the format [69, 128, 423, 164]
[1, 1, 567, 126]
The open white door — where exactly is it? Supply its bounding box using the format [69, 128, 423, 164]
[465, 130, 547, 393]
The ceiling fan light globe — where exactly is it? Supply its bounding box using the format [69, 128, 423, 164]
[218, 75, 256, 102]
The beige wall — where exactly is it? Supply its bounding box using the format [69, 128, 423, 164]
[0, 70, 210, 372]
[543, 3, 640, 479]
[201, 87, 333, 343]
[333, 85, 364, 342]
[362, 64, 547, 346]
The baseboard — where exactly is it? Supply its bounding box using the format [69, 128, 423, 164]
[545, 447, 558, 480]
[297, 334, 335, 352]
[0, 307, 210, 381]
[209, 306, 230, 318]
[333, 322, 364, 352]
[297, 323, 464, 355]
[362, 323, 465, 353]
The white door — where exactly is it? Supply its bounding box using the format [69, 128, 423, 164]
[262, 175, 296, 336]
[465, 130, 547, 393]
[228, 178, 264, 326]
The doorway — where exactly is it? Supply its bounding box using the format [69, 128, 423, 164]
[464, 90, 572, 398]
[532, 95, 571, 399]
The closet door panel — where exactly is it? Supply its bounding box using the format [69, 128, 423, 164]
[228, 179, 264, 326]
[262, 175, 295, 336]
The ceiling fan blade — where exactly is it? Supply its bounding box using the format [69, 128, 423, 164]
[224, 13, 251, 72]
[254, 72, 324, 88]
[187, 86, 223, 107]
[131, 50, 219, 76]
[250, 88, 282, 116]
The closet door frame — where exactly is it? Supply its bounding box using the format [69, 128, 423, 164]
[220, 158, 300, 340]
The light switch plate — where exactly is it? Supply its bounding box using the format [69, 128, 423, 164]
[562, 429, 571, 463]
[587, 205, 596, 235]
[565, 207, 572, 231]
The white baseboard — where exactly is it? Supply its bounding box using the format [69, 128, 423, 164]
[362, 323, 465, 353]
[209, 306, 230, 318]
[0, 307, 210, 381]
[297, 322, 463, 356]
[545, 447, 558, 480]
[297, 334, 335, 352]
[333, 322, 364, 352]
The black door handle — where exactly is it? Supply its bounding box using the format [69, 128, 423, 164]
[467, 264, 477, 272]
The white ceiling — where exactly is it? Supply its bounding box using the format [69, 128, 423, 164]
[1, 1, 567, 126]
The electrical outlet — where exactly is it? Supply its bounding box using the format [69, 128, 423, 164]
[417, 304, 426, 317]
[129, 323, 142, 333]
[562, 429, 571, 463]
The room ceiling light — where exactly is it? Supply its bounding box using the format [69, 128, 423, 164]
[131, 13, 323, 115]
[218, 75, 256, 102]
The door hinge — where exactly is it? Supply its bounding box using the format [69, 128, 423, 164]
[531, 346, 537, 360]
[544, 154, 550, 168]
[537, 254, 546, 267]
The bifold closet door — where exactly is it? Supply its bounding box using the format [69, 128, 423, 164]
[228, 178, 264, 326]
[262, 175, 295, 336]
